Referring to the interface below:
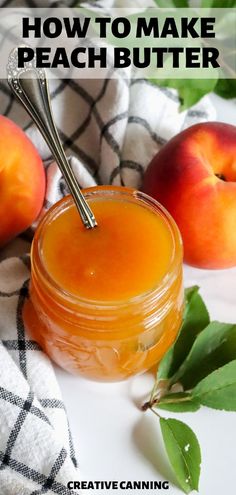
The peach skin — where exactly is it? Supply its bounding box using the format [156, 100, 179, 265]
[0, 115, 45, 247]
[143, 122, 236, 269]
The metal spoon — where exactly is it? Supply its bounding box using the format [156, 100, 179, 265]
[7, 47, 97, 229]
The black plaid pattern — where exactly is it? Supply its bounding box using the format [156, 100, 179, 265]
[1, 391, 35, 468]
[0, 2, 216, 493]
[0, 451, 78, 495]
[0, 257, 79, 493]
[16, 280, 29, 378]
[2, 339, 42, 350]
[0, 387, 51, 426]
[30, 448, 68, 495]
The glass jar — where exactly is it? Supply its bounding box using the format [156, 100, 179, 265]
[23, 186, 184, 381]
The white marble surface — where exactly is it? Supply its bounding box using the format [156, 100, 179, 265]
[55, 95, 236, 495]
[55, 97, 236, 495]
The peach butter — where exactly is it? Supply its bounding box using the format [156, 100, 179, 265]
[23, 186, 184, 381]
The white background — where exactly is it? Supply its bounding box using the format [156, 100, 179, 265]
[56, 95, 236, 495]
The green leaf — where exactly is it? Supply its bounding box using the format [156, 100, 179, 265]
[151, 79, 218, 111]
[154, 0, 189, 6]
[158, 286, 209, 380]
[171, 321, 236, 390]
[214, 79, 236, 99]
[160, 418, 201, 493]
[157, 393, 200, 412]
[184, 286, 199, 301]
[201, 0, 236, 7]
[192, 360, 236, 410]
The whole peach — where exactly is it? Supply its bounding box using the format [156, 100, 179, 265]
[143, 122, 236, 269]
[0, 116, 45, 246]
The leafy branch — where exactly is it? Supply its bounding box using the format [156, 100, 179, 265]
[142, 286, 236, 493]
[152, 0, 236, 109]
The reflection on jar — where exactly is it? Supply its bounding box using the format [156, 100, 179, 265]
[23, 186, 184, 382]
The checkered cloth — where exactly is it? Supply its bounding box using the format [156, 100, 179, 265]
[0, 257, 79, 495]
[0, 0, 217, 494]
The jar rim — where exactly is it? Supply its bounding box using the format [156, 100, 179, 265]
[31, 186, 183, 311]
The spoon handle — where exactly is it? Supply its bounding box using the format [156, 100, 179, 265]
[7, 49, 97, 229]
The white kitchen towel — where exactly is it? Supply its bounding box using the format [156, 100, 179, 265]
[0, 256, 79, 495]
[0, 1, 217, 494]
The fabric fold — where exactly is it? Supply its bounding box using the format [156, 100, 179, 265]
[0, 257, 79, 494]
[0, 1, 217, 493]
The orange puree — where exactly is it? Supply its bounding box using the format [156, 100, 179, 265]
[24, 187, 184, 381]
[42, 198, 173, 301]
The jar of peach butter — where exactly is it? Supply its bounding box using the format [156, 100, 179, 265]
[23, 186, 184, 382]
